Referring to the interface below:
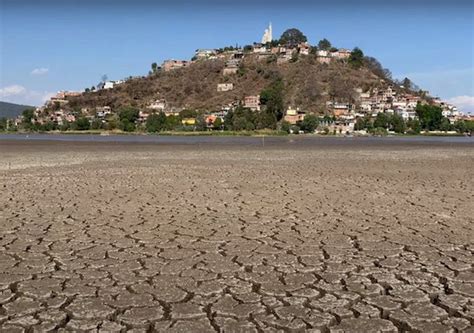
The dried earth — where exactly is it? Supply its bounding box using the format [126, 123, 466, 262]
[0, 137, 473, 332]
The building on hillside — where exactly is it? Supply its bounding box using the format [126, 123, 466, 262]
[182, 118, 196, 126]
[284, 106, 306, 124]
[97, 80, 124, 90]
[162, 59, 189, 72]
[317, 50, 329, 57]
[298, 43, 310, 56]
[195, 49, 217, 60]
[217, 83, 234, 92]
[261, 22, 273, 44]
[244, 95, 261, 111]
[252, 43, 268, 53]
[147, 99, 166, 111]
[331, 49, 351, 60]
[317, 56, 331, 64]
[96, 106, 112, 118]
[223, 67, 238, 76]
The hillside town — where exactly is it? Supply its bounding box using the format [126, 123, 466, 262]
[3, 24, 473, 135]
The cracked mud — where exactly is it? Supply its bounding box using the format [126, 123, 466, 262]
[0, 139, 473, 332]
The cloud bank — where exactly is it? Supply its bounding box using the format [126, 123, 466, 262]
[0, 84, 55, 106]
[446, 95, 474, 114]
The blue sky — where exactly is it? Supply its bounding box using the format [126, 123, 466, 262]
[1, 0, 473, 111]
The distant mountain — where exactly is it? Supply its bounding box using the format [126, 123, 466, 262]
[0, 101, 35, 119]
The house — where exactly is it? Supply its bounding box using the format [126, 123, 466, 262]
[252, 44, 268, 53]
[298, 43, 310, 56]
[96, 106, 112, 118]
[223, 67, 238, 76]
[284, 106, 305, 124]
[244, 95, 261, 111]
[331, 48, 351, 60]
[317, 50, 329, 57]
[217, 83, 234, 92]
[97, 80, 124, 90]
[148, 99, 166, 111]
[181, 118, 196, 126]
[162, 60, 189, 72]
[139, 111, 150, 122]
[317, 56, 331, 64]
[195, 49, 216, 60]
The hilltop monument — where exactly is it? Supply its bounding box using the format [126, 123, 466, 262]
[261, 22, 273, 44]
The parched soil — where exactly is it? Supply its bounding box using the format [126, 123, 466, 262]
[0, 139, 473, 332]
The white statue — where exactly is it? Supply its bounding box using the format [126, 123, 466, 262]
[261, 22, 273, 44]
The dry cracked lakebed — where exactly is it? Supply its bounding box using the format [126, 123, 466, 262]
[0, 138, 473, 332]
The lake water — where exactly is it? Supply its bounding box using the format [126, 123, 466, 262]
[0, 133, 473, 147]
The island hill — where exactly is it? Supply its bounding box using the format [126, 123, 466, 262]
[5, 26, 473, 135]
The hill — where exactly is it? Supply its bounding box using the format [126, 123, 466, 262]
[65, 53, 393, 114]
[0, 101, 35, 119]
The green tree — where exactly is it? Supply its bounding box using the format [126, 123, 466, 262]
[279, 28, 307, 46]
[299, 114, 319, 133]
[415, 104, 443, 131]
[439, 118, 452, 132]
[73, 117, 90, 131]
[146, 112, 167, 132]
[151, 62, 158, 73]
[21, 109, 35, 130]
[213, 117, 223, 130]
[0, 117, 7, 131]
[179, 109, 198, 119]
[260, 78, 285, 121]
[373, 112, 390, 129]
[402, 77, 412, 90]
[118, 106, 139, 132]
[406, 118, 421, 134]
[280, 120, 291, 133]
[390, 114, 406, 133]
[348, 47, 364, 68]
[317, 38, 331, 51]
[91, 119, 103, 130]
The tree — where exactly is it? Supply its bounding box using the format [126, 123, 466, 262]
[260, 78, 285, 121]
[151, 62, 158, 73]
[299, 114, 319, 133]
[0, 117, 7, 131]
[390, 114, 406, 133]
[415, 104, 443, 131]
[439, 118, 452, 132]
[91, 119, 102, 130]
[179, 109, 198, 119]
[373, 112, 390, 129]
[402, 77, 412, 90]
[213, 117, 223, 130]
[279, 28, 307, 46]
[280, 121, 291, 133]
[317, 38, 331, 51]
[21, 109, 35, 130]
[73, 117, 90, 131]
[118, 106, 139, 132]
[146, 112, 167, 132]
[348, 47, 364, 68]
[406, 118, 421, 134]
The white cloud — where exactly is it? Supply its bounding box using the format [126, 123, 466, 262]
[0, 84, 55, 106]
[0, 84, 27, 97]
[446, 95, 474, 114]
[31, 67, 49, 75]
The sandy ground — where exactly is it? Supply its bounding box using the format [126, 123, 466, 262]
[0, 139, 473, 332]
